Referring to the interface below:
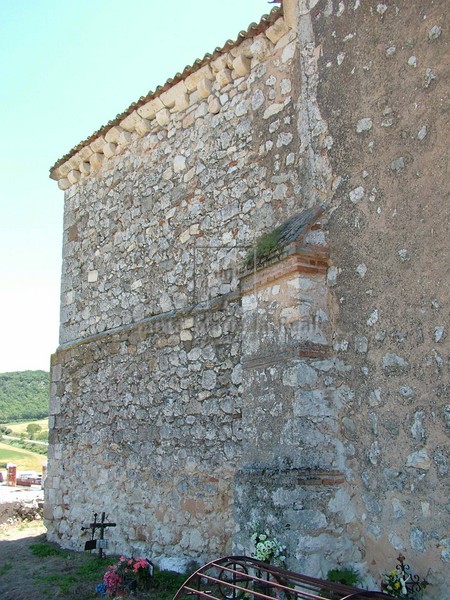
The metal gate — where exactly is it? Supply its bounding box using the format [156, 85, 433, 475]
[173, 555, 397, 600]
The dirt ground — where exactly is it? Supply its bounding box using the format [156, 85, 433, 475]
[0, 520, 184, 600]
[0, 521, 51, 600]
[0, 486, 111, 599]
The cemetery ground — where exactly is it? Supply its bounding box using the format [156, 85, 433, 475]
[0, 428, 189, 599]
[0, 508, 188, 599]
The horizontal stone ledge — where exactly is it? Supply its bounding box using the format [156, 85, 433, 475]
[53, 288, 241, 358]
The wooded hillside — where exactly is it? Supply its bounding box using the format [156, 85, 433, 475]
[0, 371, 49, 422]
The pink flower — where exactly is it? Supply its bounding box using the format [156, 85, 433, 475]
[133, 558, 148, 571]
[104, 569, 122, 593]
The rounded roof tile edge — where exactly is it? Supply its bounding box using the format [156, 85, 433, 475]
[49, 6, 283, 180]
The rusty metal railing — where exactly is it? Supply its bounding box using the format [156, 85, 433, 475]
[173, 555, 397, 600]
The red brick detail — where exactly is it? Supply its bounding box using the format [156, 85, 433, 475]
[241, 250, 329, 294]
[294, 470, 345, 486]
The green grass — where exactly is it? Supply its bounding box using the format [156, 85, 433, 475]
[152, 568, 190, 599]
[30, 542, 71, 558]
[27, 543, 193, 600]
[31, 551, 111, 599]
[0, 441, 46, 471]
[2, 437, 48, 456]
[39, 573, 78, 595]
[0, 561, 12, 576]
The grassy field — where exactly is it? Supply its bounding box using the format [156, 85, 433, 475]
[5, 417, 49, 437]
[0, 441, 46, 471]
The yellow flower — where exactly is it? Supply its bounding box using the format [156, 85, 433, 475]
[395, 582, 400, 589]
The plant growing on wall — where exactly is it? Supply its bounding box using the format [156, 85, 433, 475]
[244, 226, 284, 269]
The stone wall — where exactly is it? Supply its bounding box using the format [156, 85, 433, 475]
[47, 4, 314, 569]
[46, 0, 448, 596]
[48, 303, 242, 566]
[57, 12, 303, 346]
[309, 0, 449, 594]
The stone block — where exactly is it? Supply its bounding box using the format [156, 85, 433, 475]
[216, 68, 233, 88]
[49, 165, 63, 180]
[382, 353, 410, 375]
[79, 161, 91, 175]
[230, 39, 253, 59]
[118, 131, 132, 146]
[160, 81, 188, 108]
[57, 161, 72, 177]
[184, 64, 213, 93]
[182, 110, 195, 129]
[120, 112, 140, 132]
[208, 98, 221, 114]
[406, 450, 431, 470]
[51, 363, 62, 382]
[265, 18, 290, 45]
[67, 170, 81, 184]
[103, 142, 117, 158]
[135, 117, 152, 136]
[66, 155, 80, 172]
[155, 108, 171, 126]
[250, 37, 271, 62]
[188, 90, 201, 106]
[78, 146, 93, 161]
[90, 136, 106, 153]
[137, 97, 164, 120]
[49, 396, 61, 415]
[89, 152, 104, 169]
[174, 93, 189, 112]
[173, 155, 186, 173]
[58, 178, 71, 190]
[105, 126, 124, 144]
[263, 103, 284, 119]
[282, 40, 296, 63]
[197, 77, 213, 99]
[211, 53, 230, 73]
[232, 55, 251, 77]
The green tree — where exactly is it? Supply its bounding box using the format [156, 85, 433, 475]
[0, 370, 49, 422]
[26, 423, 42, 440]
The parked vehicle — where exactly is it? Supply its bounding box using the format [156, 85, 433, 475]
[16, 471, 42, 487]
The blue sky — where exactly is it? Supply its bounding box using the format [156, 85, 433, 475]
[0, 0, 270, 373]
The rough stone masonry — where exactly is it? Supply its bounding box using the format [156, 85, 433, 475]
[46, 1, 449, 596]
